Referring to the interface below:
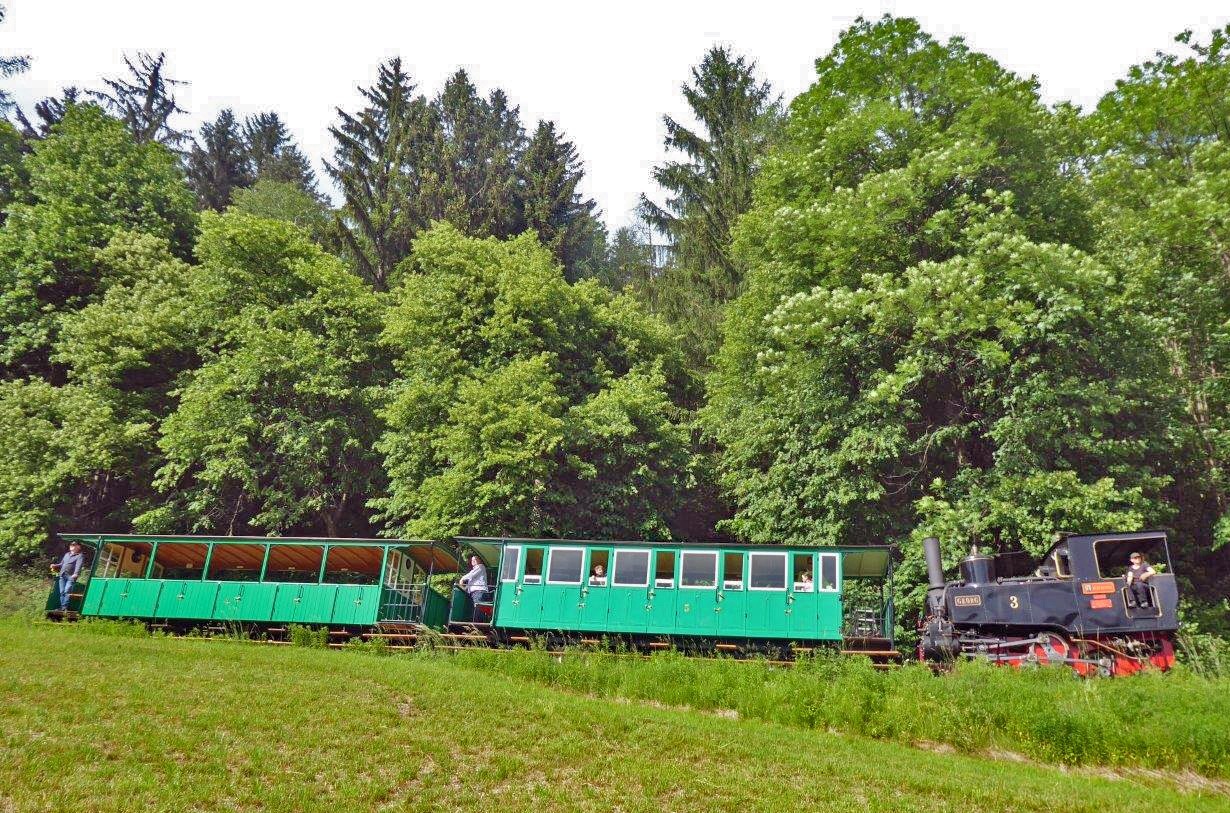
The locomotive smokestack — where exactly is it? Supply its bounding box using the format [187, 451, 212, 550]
[923, 536, 945, 591]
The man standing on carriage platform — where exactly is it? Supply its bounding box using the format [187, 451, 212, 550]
[51, 540, 85, 611]
[459, 555, 489, 622]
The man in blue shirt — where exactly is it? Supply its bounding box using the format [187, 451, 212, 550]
[51, 540, 85, 611]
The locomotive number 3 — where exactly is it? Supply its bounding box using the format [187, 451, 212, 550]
[1009, 595, 1020, 609]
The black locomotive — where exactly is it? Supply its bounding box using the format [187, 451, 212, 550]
[918, 531, 1178, 676]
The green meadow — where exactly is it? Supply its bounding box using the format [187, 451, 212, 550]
[0, 621, 1226, 813]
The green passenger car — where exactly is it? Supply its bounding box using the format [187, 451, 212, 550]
[461, 538, 895, 647]
[52, 535, 456, 629]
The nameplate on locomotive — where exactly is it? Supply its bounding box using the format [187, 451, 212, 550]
[1080, 581, 1115, 595]
[953, 594, 982, 607]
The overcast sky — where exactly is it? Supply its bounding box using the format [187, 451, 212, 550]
[4, 1, 1229, 230]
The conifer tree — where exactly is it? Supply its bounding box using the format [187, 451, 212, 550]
[514, 120, 604, 281]
[15, 87, 81, 138]
[243, 111, 319, 195]
[91, 52, 189, 148]
[0, 3, 28, 117]
[325, 57, 422, 290]
[185, 109, 253, 211]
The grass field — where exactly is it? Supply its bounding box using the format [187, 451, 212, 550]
[1, 621, 1227, 812]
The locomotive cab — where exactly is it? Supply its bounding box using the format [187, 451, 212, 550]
[920, 531, 1179, 676]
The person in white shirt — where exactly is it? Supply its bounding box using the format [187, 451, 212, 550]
[458, 555, 489, 621]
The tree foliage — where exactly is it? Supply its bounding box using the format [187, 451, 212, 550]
[90, 52, 189, 149]
[375, 223, 693, 540]
[0, 104, 196, 374]
[706, 17, 1173, 615]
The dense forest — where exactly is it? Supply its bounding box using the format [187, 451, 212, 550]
[0, 12, 1227, 631]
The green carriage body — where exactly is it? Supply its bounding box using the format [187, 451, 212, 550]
[56, 535, 456, 629]
[461, 538, 895, 646]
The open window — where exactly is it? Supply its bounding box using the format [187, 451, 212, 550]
[819, 553, 839, 592]
[522, 548, 544, 584]
[749, 552, 787, 591]
[150, 542, 208, 580]
[500, 546, 521, 583]
[1094, 536, 1169, 580]
[723, 552, 745, 590]
[655, 550, 676, 588]
[588, 549, 609, 586]
[792, 553, 814, 592]
[322, 546, 383, 585]
[680, 551, 717, 589]
[613, 549, 650, 587]
[547, 547, 584, 585]
[96, 541, 154, 579]
[264, 545, 324, 583]
[208, 544, 267, 582]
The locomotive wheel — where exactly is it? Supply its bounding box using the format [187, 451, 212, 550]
[1030, 632, 1073, 667]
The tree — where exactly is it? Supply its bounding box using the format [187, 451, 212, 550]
[185, 108, 253, 211]
[636, 46, 781, 367]
[230, 178, 328, 239]
[706, 16, 1168, 622]
[0, 104, 197, 375]
[374, 223, 694, 540]
[325, 57, 423, 290]
[243, 111, 319, 194]
[515, 120, 605, 281]
[15, 87, 82, 138]
[1089, 26, 1230, 595]
[91, 52, 189, 148]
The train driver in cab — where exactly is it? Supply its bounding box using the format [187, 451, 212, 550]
[1125, 551, 1156, 608]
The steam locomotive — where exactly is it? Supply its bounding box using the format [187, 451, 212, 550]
[917, 531, 1178, 676]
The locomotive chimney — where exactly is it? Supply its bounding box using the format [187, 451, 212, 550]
[923, 536, 947, 614]
[923, 536, 944, 591]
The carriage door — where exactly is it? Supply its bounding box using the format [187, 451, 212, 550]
[609, 549, 650, 634]
[646, 550, 678, 634]
[747, 551, 789, 639]
[511, 546, 546, 629]
[677, 550, 719, 635]
[578, 547, 611, 631]
[786, 552, 818, 639]
[816, 553, 842, 638]
[543, 546, 585, 629]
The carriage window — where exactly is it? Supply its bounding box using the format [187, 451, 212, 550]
[207, 543, 266, 582]
[749, 552, 787, 590]
[792, 554, 814, 592]
[547, 548, 584, 584]
[723, 552, 744, 590]
[819, 554, 839, 591]
[655, 550, 676, 588]
[680, 551, 717, 588]
[98, 543, 153, 578]
[264, 545, 324, 583]
[613, 550, 650, 586]
[522, 548, 544, 584]
[588, 549, 609, 586]
[322, 546, 382, 585]
[500, 546, 521, 582]
[151, 543, 208, 580]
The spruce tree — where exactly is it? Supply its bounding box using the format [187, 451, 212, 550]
[91, 52, 189, 149]
[515, 120, 603, 281]
[325, 57, 422, 290]
[243, 111, 319, 195]
[16, 87, 81, 138]
[0, 3, 28, 117]
[185, 109, 253, 211]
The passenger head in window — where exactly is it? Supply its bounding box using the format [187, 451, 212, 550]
[590, 564, 606, 585]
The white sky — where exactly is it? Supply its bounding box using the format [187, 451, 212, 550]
[4, 1, 1229, 230]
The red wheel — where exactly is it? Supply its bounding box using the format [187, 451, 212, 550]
[1030, 632, 1073, 667]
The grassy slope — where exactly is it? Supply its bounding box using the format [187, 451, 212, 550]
[0, 623, 1225, 813]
